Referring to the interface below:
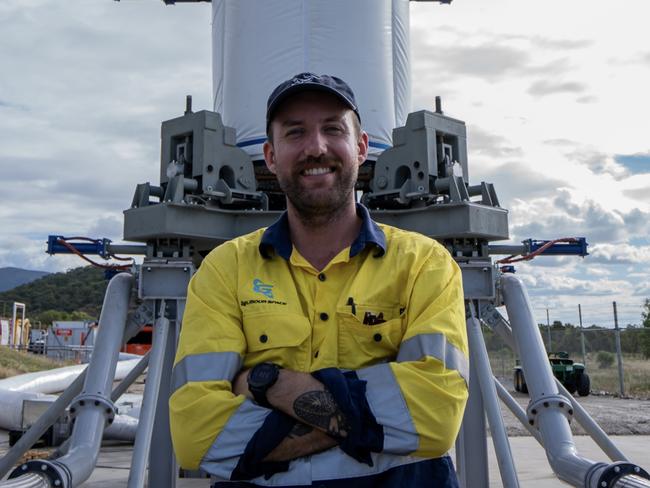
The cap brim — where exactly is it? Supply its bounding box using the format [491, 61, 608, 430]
[266, 83, 358, 124]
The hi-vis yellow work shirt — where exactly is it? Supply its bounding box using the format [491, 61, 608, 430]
[170, 205, 469, 485]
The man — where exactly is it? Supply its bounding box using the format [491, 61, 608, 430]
[170, 73, 469, 487]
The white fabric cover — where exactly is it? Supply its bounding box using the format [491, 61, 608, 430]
[211, 0, 411, 160]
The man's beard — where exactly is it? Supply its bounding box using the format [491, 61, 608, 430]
[278, 156, 358, 227]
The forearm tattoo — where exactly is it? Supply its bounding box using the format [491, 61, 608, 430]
[288, 422, 313, 438]
[293, 390, 350, 439]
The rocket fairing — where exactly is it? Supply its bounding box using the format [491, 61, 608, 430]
[211, 0, 412, 160]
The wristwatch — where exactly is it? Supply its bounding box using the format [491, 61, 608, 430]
[247, 362, 281, 408]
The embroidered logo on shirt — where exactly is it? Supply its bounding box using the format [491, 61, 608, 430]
[253, 278, 274, 299]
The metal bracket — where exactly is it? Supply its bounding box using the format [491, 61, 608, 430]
[138, 259, 195, 299]
[459, 262, 496, 300]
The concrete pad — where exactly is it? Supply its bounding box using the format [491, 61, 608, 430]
[2, 430, 649, 486]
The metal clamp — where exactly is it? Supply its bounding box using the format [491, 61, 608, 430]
[526, 394, 573, 428]
[69, 394, 117, 427]
[596, 462, 650, 487]
[9, 459, 70, 487]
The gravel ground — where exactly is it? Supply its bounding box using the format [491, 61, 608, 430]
[497, 378, 650, 436]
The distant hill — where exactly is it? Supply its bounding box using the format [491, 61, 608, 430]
[0, 267, 50, 293]
[0, 266, 107, 321]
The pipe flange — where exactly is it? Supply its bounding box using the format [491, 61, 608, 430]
[597, 462, 650, 487]
[9, 459, 70, 487]
[69, 393, 117, 426]
[526, 394, 573, 428]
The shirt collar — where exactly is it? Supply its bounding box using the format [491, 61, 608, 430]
[259, 203, 386, 260]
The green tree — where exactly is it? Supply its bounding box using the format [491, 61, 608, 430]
[642, 299, 650, 359]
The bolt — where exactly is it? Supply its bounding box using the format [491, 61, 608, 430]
[417, 186, 425, 191]
[568, 409, 574, 415]
[559, 402, 564, 408]
[70, 407, 76, 414]
[146, 267, 151, 272]
[528, 419, 534, 425]
[531, 409, 537, 415]
[601, 482, 607, 487]
[41, 464, 47, 471]
[106, 408, 112, 414]
[94, 400, 100, 406]
[207, 186, 213, 191]
[79, 400, 85, 407]
[543, 402, 549, 408]
[22, 465, 27, 471]
[614, 466, 621, 473]
[634, 467, 640, 473]
[55, 480, 61, 486]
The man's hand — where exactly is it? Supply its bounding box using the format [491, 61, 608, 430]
[230, 367, 347, 462]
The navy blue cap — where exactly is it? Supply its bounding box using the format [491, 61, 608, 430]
[266, 72, 361, 127]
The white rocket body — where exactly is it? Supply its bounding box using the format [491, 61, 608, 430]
[211, 0, 411, 160]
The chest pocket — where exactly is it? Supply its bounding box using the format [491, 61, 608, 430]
[242, 312, 311, 371]
[337, 305, 405, 370]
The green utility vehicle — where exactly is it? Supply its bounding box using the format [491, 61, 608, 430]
[514, 351, 590, 396]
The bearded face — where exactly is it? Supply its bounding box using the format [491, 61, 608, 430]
[264, 91, 368, 225]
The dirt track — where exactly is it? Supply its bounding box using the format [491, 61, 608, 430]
[499, 383, 650, 436]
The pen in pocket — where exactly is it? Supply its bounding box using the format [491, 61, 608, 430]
[346, 297, 356, 315]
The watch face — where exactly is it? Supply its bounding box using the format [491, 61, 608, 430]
[249, 363, 278, 388]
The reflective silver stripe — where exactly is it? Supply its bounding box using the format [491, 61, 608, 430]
[171, 351, 242, 394]
[221, 449, 424, 486]
[357, 363, 419, 454]
[200, 399, 270, 480]
[397, 333, 469, 385]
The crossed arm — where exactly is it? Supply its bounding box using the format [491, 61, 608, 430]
[232, 368, 346, 461]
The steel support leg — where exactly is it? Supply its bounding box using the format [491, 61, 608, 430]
[128, 302, 170, 488]
[148, 300, 182, 488]
[466, 308, 520, 488]
[455, 347, 488, 488]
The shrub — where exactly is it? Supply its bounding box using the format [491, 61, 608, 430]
[596, 351, 615, 369]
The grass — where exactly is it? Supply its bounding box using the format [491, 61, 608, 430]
[586, 354, 650, 397]
[0, 346, 72, 379]
[487, 349, 650, 398]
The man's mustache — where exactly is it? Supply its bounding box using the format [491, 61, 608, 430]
[297, 155, 341, 168]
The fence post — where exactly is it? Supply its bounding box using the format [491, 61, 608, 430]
[578, 304, 586, 365]
[612, 301, 625, 397]
[546, 308, 552, 351]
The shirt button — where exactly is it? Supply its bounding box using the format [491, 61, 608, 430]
[318, 273, 326, 281]
[373, 333, 382, 342]
[260, 334, 268, 343]
[320, 312, 329, 321]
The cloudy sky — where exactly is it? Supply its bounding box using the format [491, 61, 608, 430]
[1, 0, 649, 327]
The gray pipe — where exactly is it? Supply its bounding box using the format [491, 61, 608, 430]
[0, 473, 49, 488]
[466, 308, 520, 488]
[0, 374, 84, 479]
[493, 378, 543, 444]
[482, 304, 630, 463]
[127, 304, 169, 488]
[7, 273, 134, 487]
[53, 347, 150, 459]
[500, 274, 636, 488]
